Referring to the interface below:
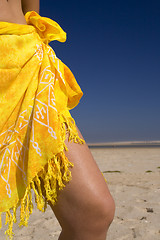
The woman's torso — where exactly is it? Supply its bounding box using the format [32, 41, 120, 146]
[0, 0, 27, 24]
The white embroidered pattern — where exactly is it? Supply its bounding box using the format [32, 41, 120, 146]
[0, 44, 62, 198]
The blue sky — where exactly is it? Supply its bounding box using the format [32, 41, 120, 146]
[40, 0, 160, 143]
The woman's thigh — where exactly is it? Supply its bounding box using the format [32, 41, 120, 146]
[48, 126, 115, 231]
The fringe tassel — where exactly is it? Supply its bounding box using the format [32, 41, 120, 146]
[5, 210, 14, 240]
[101, 172, 107, 183]
[19, 184, 34, 227]
[2, 115, 84, 239]
[61, 114, 85, 145]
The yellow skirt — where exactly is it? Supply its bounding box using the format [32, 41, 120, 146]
[0, 11, 84, 239]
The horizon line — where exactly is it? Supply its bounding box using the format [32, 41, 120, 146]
[87, 140, 160, 147]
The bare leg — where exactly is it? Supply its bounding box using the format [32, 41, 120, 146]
[48, 126, 115, 240]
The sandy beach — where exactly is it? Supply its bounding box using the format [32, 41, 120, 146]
[0, 145, 160, 240]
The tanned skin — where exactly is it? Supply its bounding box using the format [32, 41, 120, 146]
[0, 0, 39, 24]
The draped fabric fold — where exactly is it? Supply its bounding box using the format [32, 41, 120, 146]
[0, 11, 84, 239]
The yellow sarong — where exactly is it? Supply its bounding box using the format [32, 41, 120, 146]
[0, 11, 84, 239]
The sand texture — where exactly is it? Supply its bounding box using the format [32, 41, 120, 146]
[0, 147, 160, 239]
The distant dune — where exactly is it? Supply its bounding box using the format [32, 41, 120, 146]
[87, 140, 160, 148]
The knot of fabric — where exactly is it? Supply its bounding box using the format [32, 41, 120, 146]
[25, 11, 67, 44]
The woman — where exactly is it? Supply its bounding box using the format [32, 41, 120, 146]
[0, 1, 115, 239]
